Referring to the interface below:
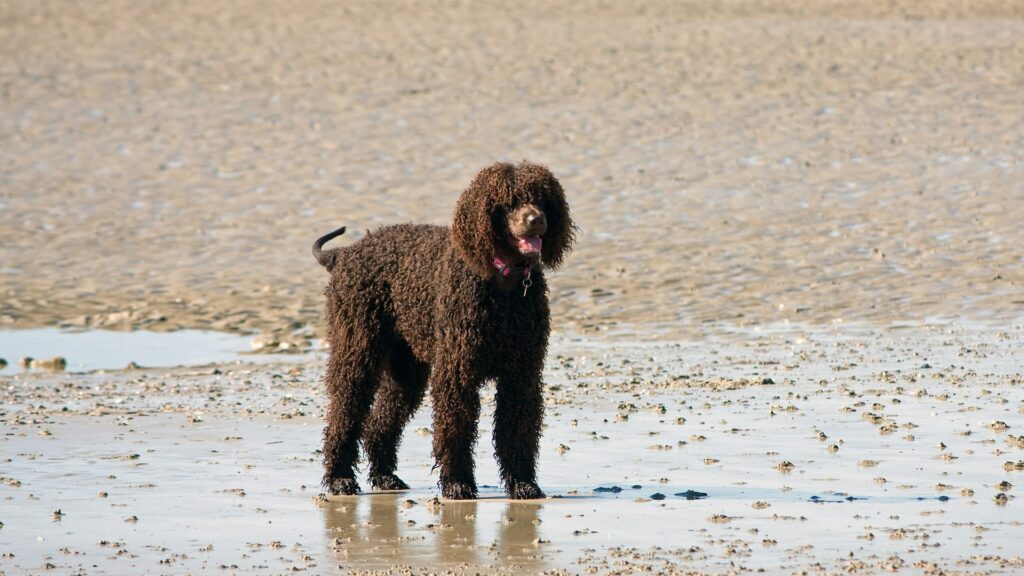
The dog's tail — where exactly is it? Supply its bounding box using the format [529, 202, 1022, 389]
[312, 226, 346, 270]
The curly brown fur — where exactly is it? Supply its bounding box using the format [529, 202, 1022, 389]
[317, 161, 574, 500]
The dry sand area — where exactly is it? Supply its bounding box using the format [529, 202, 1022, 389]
[2, 0, 1022, 339]
[2, 0, 1024, 574]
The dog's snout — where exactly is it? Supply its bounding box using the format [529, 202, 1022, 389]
[508, 203, 548, 237]
[526, 211, 547, 235]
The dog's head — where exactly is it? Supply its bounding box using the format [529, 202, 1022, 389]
[453, 161, 575, 278]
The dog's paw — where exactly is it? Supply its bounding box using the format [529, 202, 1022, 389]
[440, 480, 478, 500]
[370, 474, 410, 491]
[324, 477, 361, 496]
[508, 480, 545, 500]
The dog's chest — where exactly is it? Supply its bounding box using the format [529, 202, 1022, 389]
[472, 295, 544, 362]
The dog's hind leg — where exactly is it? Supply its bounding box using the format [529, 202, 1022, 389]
[362, 343, 429, 491]
[321, 308, 384, 495]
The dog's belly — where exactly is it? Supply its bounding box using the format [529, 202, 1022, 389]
[390, 314, 519, 380]
[392, 321, 435, 364]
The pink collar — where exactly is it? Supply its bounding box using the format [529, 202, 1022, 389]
[492, 256, 531, 278]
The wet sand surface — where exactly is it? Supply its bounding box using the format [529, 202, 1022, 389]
[2, 0, 1023, 344]
[3, 1, 1024, 574]
[3, 323, 1023, 574]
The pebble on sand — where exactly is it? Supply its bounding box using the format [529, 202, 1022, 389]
[675, 490, 708, 500]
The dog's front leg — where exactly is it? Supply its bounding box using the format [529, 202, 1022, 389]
[493, 362, 546, 500]
[430, 359, 481, 500]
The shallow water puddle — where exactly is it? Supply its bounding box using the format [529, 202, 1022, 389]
[589, 484, 954, 505]
[0, 328, 279, 375]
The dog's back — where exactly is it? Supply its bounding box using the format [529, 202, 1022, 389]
[320, 224, 453, 360]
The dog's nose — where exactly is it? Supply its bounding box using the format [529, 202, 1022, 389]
[527, 213, 546, 227]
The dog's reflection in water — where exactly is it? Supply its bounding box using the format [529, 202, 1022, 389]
[494, 502, 544, 566]
[323, 493, 544, 569]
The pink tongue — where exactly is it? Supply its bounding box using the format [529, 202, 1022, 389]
[516, 235, 543, 254]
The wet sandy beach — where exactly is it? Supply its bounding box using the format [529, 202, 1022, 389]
[2, 0, 1024, 574]
[3, 323, 1024, 574]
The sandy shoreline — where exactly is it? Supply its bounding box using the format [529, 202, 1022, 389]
[3, 322, 1024, 574]
[2, 1, 1024, 574]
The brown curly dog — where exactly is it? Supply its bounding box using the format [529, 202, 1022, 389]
[312, 161, 575, 500]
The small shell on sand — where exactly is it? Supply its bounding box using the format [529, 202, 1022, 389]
[21, 356, 67, 371]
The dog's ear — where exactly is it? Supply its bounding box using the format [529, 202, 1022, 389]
[452, 162, 515, 277]
[517, 162, 576, 270]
